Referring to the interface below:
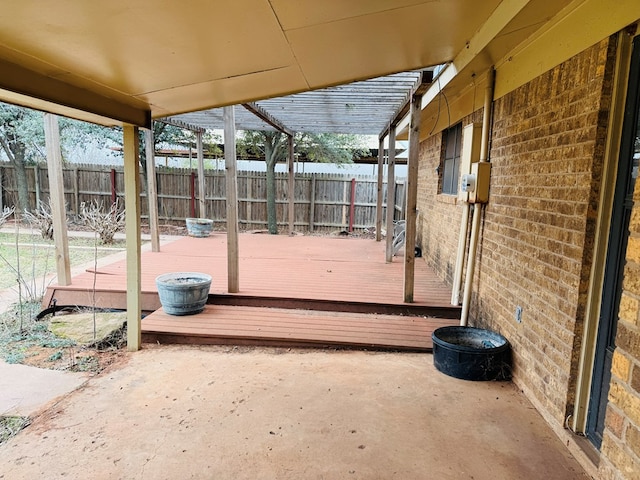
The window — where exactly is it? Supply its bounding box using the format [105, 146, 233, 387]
[441, 123, 462, 195]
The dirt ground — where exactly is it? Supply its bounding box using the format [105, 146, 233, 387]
[0, 344, 589, 480]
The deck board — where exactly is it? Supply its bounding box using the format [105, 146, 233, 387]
[143, 305, 449, 351]
[45, 233, 460, 350]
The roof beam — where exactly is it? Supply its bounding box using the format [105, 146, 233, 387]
[242, 102, 294, 136]
[380, 70, 433, 140]
[160, 116, 206, 133]
[0, 59, 151, 128]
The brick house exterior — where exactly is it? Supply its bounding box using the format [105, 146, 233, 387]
[414, 28, 640, 479]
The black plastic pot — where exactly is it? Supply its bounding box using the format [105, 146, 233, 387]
[432, 326, 511, 381]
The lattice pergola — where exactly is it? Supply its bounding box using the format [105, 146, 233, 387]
[163, 70, 428, 137]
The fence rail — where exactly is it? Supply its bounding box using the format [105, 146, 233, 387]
[0, 163, 406, 233]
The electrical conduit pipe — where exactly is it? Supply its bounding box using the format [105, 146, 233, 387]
[460, 67, 495, 327]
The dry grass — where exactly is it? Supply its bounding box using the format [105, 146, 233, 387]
[0, 232, 128, 291]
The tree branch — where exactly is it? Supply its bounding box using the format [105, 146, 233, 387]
[0, 134, 16, 163]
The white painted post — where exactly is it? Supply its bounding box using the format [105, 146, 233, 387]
[123, 125, 142, 351]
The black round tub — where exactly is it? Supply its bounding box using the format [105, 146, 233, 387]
[432, 326, 511, 381]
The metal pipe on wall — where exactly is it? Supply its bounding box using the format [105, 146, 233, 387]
[451, 204, 470, 305]
[460, 67, 495, 327]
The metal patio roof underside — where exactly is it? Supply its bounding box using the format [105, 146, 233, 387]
[0, 0, 582, 128]
[165, 71, 425, 135]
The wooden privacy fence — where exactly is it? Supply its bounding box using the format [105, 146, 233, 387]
[0, 163, 406, 233]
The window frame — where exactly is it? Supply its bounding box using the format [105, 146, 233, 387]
[440, 123, 462, 195]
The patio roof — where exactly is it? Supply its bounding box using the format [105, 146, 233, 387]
[164, 71, 428, 135]
[0, 0, 582, 128]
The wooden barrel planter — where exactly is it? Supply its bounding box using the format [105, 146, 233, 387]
[156, 272, 212, 316]
[185, 218, 214, 237]
[432, 326, 511, 381]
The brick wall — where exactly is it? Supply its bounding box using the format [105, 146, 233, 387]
[599, 160, 640, 476]
[473, 37, 616, 425]
[416, 110, 482, 286]
[416, 35, 626, 475]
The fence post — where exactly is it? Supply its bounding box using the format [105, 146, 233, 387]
[190, 171, 196, 218]
[349, 178, 356, 232]
[34, 164, 41, 206]
[0, 165, 3, 211]
[110, 168, 117, 204]
[72, 167, 79, 215]
[246, 176, 252, 224]
[309, 176, 316, 232]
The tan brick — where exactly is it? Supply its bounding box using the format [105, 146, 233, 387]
[626, 423, 640, 459]
[623, 264, 640, 297]
[608, 381, 640, 426]
[630, 208, 640, 234]
[617, 323, 640, 358]
[605, 405, 625, 439]
[597, 459, 618, 480]
[612, 350, 632, 382]
[628, 236, 640, 264]
[600, 434, 640, 480]
[619, 294, 640, 326]
[633, 364, 640, 394]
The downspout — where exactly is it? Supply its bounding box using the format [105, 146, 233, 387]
[451, 204, 470, 305]
[460, 67, 495, 327]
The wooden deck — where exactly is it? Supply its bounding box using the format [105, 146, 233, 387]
[44, 233, 460, 351]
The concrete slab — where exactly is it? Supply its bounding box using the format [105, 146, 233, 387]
[0, 360, 88, 417]
[0, 345, 589, 479]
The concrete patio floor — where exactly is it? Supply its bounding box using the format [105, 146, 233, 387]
[0, 345, 589, 480]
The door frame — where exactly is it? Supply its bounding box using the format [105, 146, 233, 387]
[572, 29, 636, 436]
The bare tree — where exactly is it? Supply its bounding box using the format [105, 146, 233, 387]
[79, 199, 125, 245]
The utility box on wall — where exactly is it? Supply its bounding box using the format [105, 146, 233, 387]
[459, 123, 482, 202]
[469, 161, 491, 203]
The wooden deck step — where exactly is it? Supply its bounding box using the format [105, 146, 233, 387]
[142, 304, 456, 351]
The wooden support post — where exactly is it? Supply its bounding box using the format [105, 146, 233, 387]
[144, 129, 160, 252]
[43, 113, 71, 286]
[123, 125, 141, 351]
[287, 135, 295, 234]
[309, 176, 316, 232]
[385, 128, 397, 262]
[196, 131, 206, 218]
[224, 106, 239, 293]
[403, 93, 422, 303]
[376, 137, 384, 241]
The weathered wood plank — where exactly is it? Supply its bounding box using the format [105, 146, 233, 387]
[44, 113, 71, 286]
[224, 106, 239, 293]
[142, 304, 453, 351]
